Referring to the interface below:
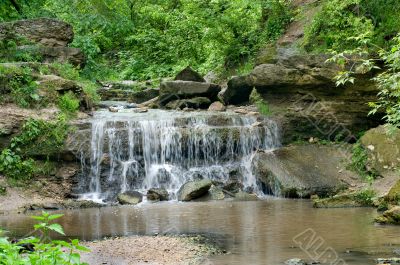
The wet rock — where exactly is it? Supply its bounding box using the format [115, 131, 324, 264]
[285, 258, 307, 265]
[375, 206, 400, 225]
[174, 66, 206, 82]
[234, 191, 258, 201]
[178, 179, 213, 201]
[108, 106, 119, 113]
[208, 101, 226, 112]
[147, 188, 169, 201]
[117, 191, 143, 205]
[159, 81, 220, 106]
[207, 185, 225, 200]
[166, 97, 211, 110]
[223, 180, 243, 194]
[253, 145, 356, 198]
[98, 88, 159, 104]
[313, 193, 367, 208]
[62, 200, 105, 209]
[0, 18, 74, 47]
[376, 257, 400, 264]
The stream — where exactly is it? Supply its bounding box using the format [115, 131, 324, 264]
[1, 199, 400, 265]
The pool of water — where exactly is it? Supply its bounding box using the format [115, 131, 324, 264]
[1, 199, 399, 265]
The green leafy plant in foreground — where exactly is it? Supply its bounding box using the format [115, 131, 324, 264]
[0, 211, 89, 264]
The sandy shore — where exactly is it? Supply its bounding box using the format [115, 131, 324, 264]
[81, 235, 219, 265]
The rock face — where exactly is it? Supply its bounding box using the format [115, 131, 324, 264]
[159, 81, 221, 106]
[0, 18, 74, 47]
[147, 188, 169, 201]
[360, 125, 400, 173]
[117, 191, 143, 205]
[174, 66, 206, 82]
[38, 75, 82, 93]
[253, 144, 358, 198]
[375, 206, 400, 225]
[0, 19, 85, 67]
[177, 179, 213, 201]
[165, 97, 211, 110]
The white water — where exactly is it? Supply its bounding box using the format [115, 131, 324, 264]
[78, 109, 280, 202]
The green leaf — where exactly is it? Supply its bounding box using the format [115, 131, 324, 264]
[48, 223, 65, 235]
[48, 214, 64, 221]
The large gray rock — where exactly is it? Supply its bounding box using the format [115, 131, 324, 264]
[98, 88, 159, 104]
[253, 144, 358, 198]
[177, 179, 213, 201]
[360, 125, 400, 174]
[174, 66, 205, 82]
[159, 81, 220, 106]
[0, 18, 74, 47]
[117, 191, 143, 205]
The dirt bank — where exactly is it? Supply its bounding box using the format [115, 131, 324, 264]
[81, 235, 220, 265]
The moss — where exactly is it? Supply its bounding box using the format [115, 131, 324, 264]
[387, 180, 400, 203]
[313, 190, 375, 208]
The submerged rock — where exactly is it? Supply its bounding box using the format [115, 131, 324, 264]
[117, 191, 143, 205]
[234, 191, 258, 201]
[147, 188, 169, 201]
[178, 179, 213, 202]
[375, 206, 400, 225]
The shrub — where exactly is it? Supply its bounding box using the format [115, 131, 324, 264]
[0, 211, 89, 264]
[58, 92, 80, 114]
[250, 88, 270, 116]
[354, 189, 376, 206]
[0, 149, 35, 181]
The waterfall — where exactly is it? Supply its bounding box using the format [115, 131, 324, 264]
[77, 109, 280, 202]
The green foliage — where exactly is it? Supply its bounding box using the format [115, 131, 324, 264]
[0, 118, 70, 181]
[51, 63, 80, 81]
[58, 92, 80, 115]
[0, 149, 35, 181]
[349, 142, 377, 183]
[250, 87, 270, 115]
[0, 65, 40, 108]
[303, 0, 400, 52]
[354, 188, 376, 206]
[0, 0, 292, 80]
[0, 211, 89, 264]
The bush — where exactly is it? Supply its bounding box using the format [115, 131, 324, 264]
[355, 189, 376, 206]
[58, 92, 80, 114]
[0, 65, 40, 108]
[0, 149, 35, 181]
[0, 211, 89, 264]
[250, 88, 270, 116]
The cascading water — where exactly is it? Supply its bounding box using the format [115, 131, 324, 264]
[76, 109, 280, 202]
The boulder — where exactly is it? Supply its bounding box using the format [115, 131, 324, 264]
[159, 81, 220, 106]
[221, 76, 252, 105]
[313, 193, 367, 208]
[208, 185, 225, 200]
[165, 97, 211, 110]
[177, 179, 213, 201]
[37, 75, 82, 93]
[223, 180, 243, 194]
[208, 101, 226, 111]
[15, 46, 85, 67]
[147, 188, 169, 201]
[0, 18, 74, 47]
[360, 125, 400, 174]
[253, 144, 358, 198]
[117, 191, 143, 205]
[234, 191, 258, 201]
[97, 88, 159, 104]
[375, 206, 400, 225]
[174, 66, 206, 82]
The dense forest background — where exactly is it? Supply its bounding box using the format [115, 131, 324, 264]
[1, 0, 400, 126]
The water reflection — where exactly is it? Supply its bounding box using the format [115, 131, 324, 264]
[1, 200, 399, 265]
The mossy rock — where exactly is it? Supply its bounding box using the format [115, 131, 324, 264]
[375, 206, 400, 225]
[387, 180, 400, 203]
[313, 190, 375, 208]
